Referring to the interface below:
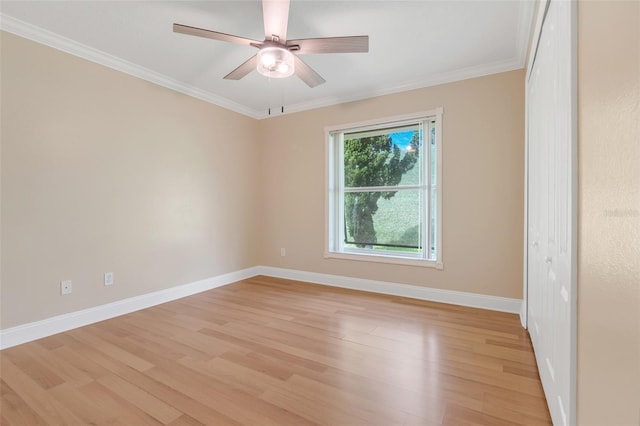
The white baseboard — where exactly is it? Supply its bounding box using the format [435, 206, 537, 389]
[520, 299, 528, 328]
[0, 267, 259, 350]
[257, 266, 523, 314]
[1, 265, 523, 350]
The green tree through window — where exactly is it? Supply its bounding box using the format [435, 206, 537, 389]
[343, 131, 420, 248]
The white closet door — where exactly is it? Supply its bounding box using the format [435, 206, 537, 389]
[526, 1, 576, 425]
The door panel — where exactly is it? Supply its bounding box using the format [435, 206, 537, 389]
[526, 1, 576, 425]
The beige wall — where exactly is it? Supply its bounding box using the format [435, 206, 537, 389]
[577, 1, 640, 424]
[1, 30, 526, 332]
[1, 32, 260, 328]
[258, 70, 525, 299]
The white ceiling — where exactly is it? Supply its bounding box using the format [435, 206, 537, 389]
[1, 1, 534, 119]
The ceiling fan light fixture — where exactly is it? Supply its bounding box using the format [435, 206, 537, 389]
[257, 46, 295, 78]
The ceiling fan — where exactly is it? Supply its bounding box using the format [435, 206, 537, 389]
[173, 0, 369, 88]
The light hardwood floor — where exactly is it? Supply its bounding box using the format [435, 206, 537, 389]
[1, 276, 551, 425]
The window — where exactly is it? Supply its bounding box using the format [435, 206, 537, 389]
[325, 109, 442, 268]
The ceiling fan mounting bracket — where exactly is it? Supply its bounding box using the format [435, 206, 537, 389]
[257, 40, 299, 54]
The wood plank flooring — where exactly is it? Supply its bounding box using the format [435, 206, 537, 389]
[0, 276, 552, 425]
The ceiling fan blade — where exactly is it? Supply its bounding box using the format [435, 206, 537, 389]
[293, 55, 325, 88]
[223, 55, 258, 80]
[262, 0, 290, 42]
[287, 36, 369, 54]
[173, 23, 260, 46]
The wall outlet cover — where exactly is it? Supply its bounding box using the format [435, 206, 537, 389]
[104, 272, 114, 286]
[60, 280, 72, 295]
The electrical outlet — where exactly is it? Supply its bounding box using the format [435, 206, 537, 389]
[104, 272, 114, 286]
[60, 280, 72, 295]
[280, 248, 286, 257]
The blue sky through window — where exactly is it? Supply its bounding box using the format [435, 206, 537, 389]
[389, 131, 414, 150]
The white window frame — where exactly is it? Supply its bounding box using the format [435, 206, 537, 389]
[324, 109, 443, 269]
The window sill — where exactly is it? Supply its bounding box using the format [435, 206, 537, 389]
[324, 251, 443, 269]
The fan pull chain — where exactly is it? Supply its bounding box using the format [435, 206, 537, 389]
[280, 82, 286, 115]
[266, 106, 284, 115]
[265, 80, 287, 116]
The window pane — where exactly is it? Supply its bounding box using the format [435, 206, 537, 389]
[343, 190, 422, 252]
[343, 130, 421, 188]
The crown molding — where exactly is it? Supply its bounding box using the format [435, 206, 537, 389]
[0, 14, 263, 119]
[261, 58, 525, 119]
[2, 0, 534, 121]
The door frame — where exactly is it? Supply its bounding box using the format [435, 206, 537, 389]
[523, 0, 578, 424]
